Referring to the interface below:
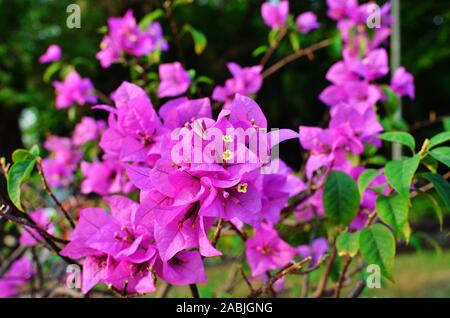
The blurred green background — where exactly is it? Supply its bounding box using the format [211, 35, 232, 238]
[0, 0, 449, 297]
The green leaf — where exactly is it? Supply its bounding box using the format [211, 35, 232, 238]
[366, 155, 387, 166]
[376, 193, 409, 239]
[43, 62, 62, 83]
[420, 172, 450, 210]
[7, 159, 36, 211]
[289, 32, 300, 51]
[379, 131, 415, 154]
[421, 192, 444, 231]
[12, 146, 40, 163]
[384, 154, 420, 198]
[429, 147, 450, 168]
[173, 0, 193, 9]
[357, 169, 380, 195]
[420, 155, 438, 173]
[323, 171, 361, 226]
[196, 76, 214, 85]
[443, 117, 450, 131]
[268, 29, 278, 46]
[12, 149, 33, 163]
[183, 25, 207, 55]
[139, 9, 164, 30]
[359, 224, 396, 281]
[428, 131, 450, 149]
[336, 232, 360, 257]
[30, 145, 40, 157]
[252, 45, 268, 57]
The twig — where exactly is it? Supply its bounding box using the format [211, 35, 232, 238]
[0, 198, 75, 265]
[0, 245, 27, 276]
[229, 222, 248, 241]
[347, 280, 366, 298]
[93, 89, 113, 105]
[36, 159, 75, 229]
[240, 266, 255, 294]
[260, 27, 288, 66]
[212, 218, 223, 247]
[250, 257, 312, 298]
[312, 240, 337, 298]
[156, 282, 172, 298]
[411, 171, 450, 198]
[262, 38, 332, 79]
[189, 284, 200, 298]
[301, 274, 309, 298]
[31, 247, 45, 289]
[334, 256, 353, 298]
[409, 113, 449, 132]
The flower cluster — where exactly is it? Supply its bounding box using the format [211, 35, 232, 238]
[55, 74, 308, 288]
[296, 0, 414, 227]
[53, 70, 97, 109]
[97, 10, 168, 68]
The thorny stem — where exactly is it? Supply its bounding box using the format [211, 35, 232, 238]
[263, 38, 332, 79]
[36, 159, 76, 229]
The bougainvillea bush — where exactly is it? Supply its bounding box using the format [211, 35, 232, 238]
[0, 0, 449, 298]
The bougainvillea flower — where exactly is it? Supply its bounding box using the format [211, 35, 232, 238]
[326, 0, 358, 21]
[61, 197, 158, 293]
[39, 44, 62, 64]
[391, 67, 415, 99]
[96, 81, 164, 164]
[41, 158, 75, 188]
[0, 257, 33, 298]
[320, 80, 382, 113]
[261, 0, 289, 30]
[350, 48, 389, 81]
[20, 209, 54, 246]
[157, 62, 191, 98]
[96, 36, 121, 69]
[297, 237, 329, 265]
[96, 10, 168, 68]
[72, 117, 106, 146]
[299, 126, 347, 179]
[329, 104, 383, 149]
[80, 159, 134, 195]
[44, 136, 82, 167]
[246, 223, 296, 276]
[295, 189, 324, 222]
[159, 97, 212, 129]
[296, 12, 320, 34]
[154, 250, 207, 285]
[260, 159, 307, 224]
[213, 63, 263, 108]
[53, 70, 97, 109]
